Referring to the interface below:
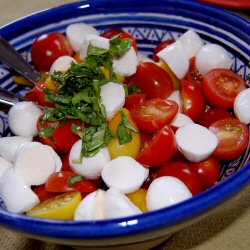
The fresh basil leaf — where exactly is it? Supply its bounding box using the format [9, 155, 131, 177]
[109, 35, 132, 59]
[88, 44, 109, 56]
[39, 127, 54, 138]
[117, 122, 132, 145]
[120, 111, 138, 132]
[68, 175, 84, 186]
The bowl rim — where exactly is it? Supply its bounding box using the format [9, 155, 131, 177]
[0, 0, 250, 240]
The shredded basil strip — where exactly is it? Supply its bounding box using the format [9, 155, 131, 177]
[39, 127, 54, 138]
[68, 175, 84, 186]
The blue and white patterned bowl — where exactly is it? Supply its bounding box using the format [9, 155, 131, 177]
[0, 0, 250, 249]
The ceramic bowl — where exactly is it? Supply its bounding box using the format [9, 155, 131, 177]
[0, 0, 250, 249]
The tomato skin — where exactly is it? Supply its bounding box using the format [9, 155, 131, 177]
[137, 125, 177, 167]
[181, 79, 206, 122]
[155, 161, 203, 195]
[199, 107, 232, 128]
[31, 32, 74, 72]
[131, 99, 179, 134]
[190, 156, 220, 189]
[129, 62, 174, 99]
[45, 171, 97, 193]
[153, 39, 175, 62]
[124, 93, 146, 110]
[184, 57, 203, 86]
[202, 69, 246, 109]
[101, 28, 138, 52]
[61, 153, 71, 171]
[209, 118, 249, 160]
[33, 184, 57, 202]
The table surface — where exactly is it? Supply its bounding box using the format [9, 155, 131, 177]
[0, 1, 250, 249]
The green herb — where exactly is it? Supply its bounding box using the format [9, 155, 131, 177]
[39, 127, 54, 138]
[68, 175, 84, 185]
[109, 35, 132, 59]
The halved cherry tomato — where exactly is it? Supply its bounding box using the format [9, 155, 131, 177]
[209, 118, 249, 160]
[181, 79, 206, 122]
[137, 125, 177, 167]
[202, 69, 246, 109]
[101, 28, 138, 52]
[128, 62, 174, 99]
[190, 156, 221, 189]
[45, 171, 97, 193]
[199, 107, 232, 128]
[184, 57, 203, 86]
[33, 184, 57, 202]
[124, 93, 146, 110]
[155, 161, 203, 195]
[131, 99, 178, 133]
[127, 188, 148, 212]
[31, 32, 74, 72]
[153, 39, 175, 62]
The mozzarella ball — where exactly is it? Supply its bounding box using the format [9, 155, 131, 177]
[50, 56, 77, 74]
[8, 101, 43, 137]
[196, 44, 232, 75]
[146, 176, 192, 211]
[0, 156, 13, 180]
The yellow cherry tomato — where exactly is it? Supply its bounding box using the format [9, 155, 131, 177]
[101, 66, 125, 83]
[127, 188, 148, 212]
[44, 76, 59, 92]
[26, 192, 81, 220]
[108, 108, 141, 159]
[157, 61, 180, 90]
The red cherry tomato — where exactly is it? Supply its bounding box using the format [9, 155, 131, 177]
[33, 184, 57, 202]
[202, 69, 246, 109]
[61, 153, 71, 171]
[137, 125, 177, 167]
[199, 107, 232, 128]
[45, 171, 97, 193]
[184, 57, 203, 86]
[31, 32, 73, 72]
[131, 98, 179, 133]
[155, 162, 203, 195]
[101, 28, 138, 52]
[153, 39, 175, 62]
[209, 118, 249, 160]
[181, 79, 206, 122]
[124, 93, 146, 110]
[129, 62, 174, 99]
[190, 156, 221, 189]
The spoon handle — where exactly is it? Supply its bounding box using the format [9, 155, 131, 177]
[0, 87, 27, 106]
[0, 36, 41, 85]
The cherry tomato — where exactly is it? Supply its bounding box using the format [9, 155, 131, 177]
[45, 171, 97, 193]
[131, 98, 178, 133]
[181, 79, 206, 122]
[31, 32, 74, 72]
[101, 28, 138, 52]
[184, 57, 203, 86]
[155, 161, 203, 195]
[202, 69, 246, 109]
[199, 107, 232, 128]
[153, 39, 175, 62]
[61, 153, 71, 171]
[137, 125, 177, 167]
[190, 156, 221, 189]
[209, 118, 249, 160]
[124, 93, 146, 110]
[127, 188, 148, 212]
[108, 108, 141, 159]
[129, 62, 174, 99]
[33, 184, 57, 202]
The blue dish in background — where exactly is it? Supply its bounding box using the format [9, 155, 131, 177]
[0, 0, 250, 249]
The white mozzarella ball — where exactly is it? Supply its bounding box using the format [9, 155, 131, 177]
[113, 47, 138, 76]
[0, 136, 33, 162]
[170, 113, 194, 129]
[196, 44, 232, 75]
[103, 188, 142, 219]
[50, 56, 77, 74]
[101, 156, 149, 194]
[66, 23, 99, 52]
[157, 41, 189, 79]
[177, 29, 204, 59]
[0, 156, 13, 180]
[14, 142, 61, 186]
[146, 176, 192, 211]
[100, 82, 125, 121]
[74, 189, 106, 221]
[167, 90, 182, 112]
[176, 123, 218, 162]
[234, 88, 250, 124]
[8, 101, 43, 137]
[80, 35, 110, 60]
[69, 140, 111, 180]
[0, 169, 39, 213]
